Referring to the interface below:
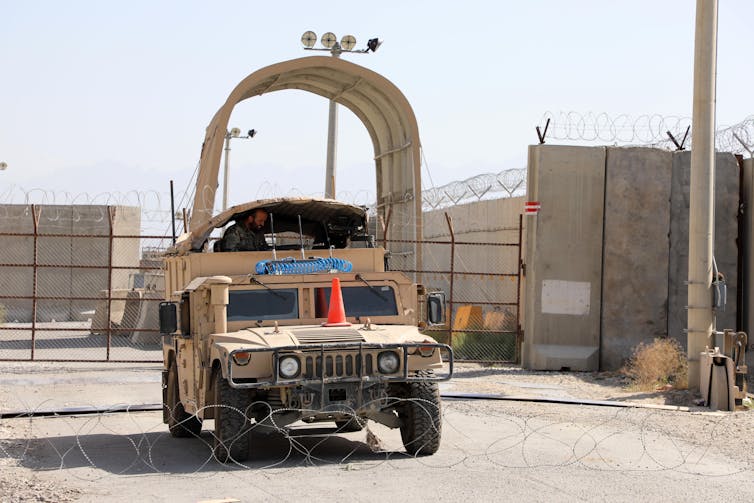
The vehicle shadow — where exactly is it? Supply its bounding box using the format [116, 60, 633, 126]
[3, 426, 405, 475]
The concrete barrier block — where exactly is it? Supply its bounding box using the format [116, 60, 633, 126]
[668, 152, 740, 349]
[600, 147, 672, 370]
[523, 145, 605, 371]
[130, 291, 162, 345]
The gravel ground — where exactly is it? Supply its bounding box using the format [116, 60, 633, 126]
[1, 362, 752, 502]
[445, 363, 754, 463]
[445, 363, 700, 406]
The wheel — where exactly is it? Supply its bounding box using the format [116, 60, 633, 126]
[167, 361, 202, 437]
[212, 370, 252, 463]
[335, 416, 366, 432]
[398, 370, 442, 456]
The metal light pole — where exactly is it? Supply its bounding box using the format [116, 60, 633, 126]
[301, 31, 381, 199]
[687, 0, 718, 390]
[325, 66, 339, 200]
[222, 128, 256, 211]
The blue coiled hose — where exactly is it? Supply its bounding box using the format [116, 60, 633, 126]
[255, 257, 353, 275]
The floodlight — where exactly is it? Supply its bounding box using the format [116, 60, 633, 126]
[0, 162, 7, 171]
[366, 38, 382, 52]
[301, 31, 317, 48]
[341, 35, 356, 51]
[230, 127, 241, 137]
[248, 129, 257, 138]
[321, 32, 337, 49]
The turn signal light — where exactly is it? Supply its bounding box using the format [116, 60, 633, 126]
[411, 340, 436, 357]
[232, 351, 251, 366]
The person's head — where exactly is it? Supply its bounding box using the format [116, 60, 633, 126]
[244, 209, 268, 231]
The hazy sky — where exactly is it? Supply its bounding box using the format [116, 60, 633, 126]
[2, 1, 752, 212]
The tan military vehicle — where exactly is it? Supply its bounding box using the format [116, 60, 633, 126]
[160, 197, 452, 462]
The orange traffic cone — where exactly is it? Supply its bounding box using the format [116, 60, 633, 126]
[322, 277, 351, 327]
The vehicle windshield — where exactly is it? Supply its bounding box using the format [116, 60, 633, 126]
[315, 286, 398, 318]
[228, 288, 299, 321]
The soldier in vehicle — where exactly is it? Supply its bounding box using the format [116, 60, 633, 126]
[220, 208, 269, 251]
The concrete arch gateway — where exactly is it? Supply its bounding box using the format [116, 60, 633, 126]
[190, 56, 423, 270]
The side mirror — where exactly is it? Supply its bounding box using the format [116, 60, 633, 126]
[159, 302, 177, 334]
[427, 292, 446, 326]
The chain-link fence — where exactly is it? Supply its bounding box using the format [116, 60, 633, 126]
[386, 214, 523, 363]
[0, 204, 523, 364]
[0, 205, 170, 362]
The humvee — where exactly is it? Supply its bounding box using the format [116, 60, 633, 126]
[160, 197, 452, 462]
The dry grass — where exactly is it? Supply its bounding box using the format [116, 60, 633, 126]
[622, 338, 688, 391]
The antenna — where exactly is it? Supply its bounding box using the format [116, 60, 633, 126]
[322, 221, 331, 248]
[269, 212, 278, 261]
[169, 180, 176, 245]
[297, 214, 305, 259]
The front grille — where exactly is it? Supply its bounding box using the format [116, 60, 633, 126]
[302, 352, 375, 379]
[226, 342, 453, 388]
[292, 328, 366, 344]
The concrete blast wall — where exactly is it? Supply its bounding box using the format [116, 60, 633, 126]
[742, 157, 754, 378]
[600, 148, 672, 369]
[523, 146, 605, 371]
[524, 145, 741, 371]
[666, 152, 739, 348]
[0, 205, 141, 322]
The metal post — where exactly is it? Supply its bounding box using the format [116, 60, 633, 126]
[222, 133, 231, 211]
[445, 213, 455, 348]
[687, 0, 718, 390]
[516, 213, 523, 362]
[105, 207, 116, 361]
[324, 49, 341, 199]
[170, 180, 176, 244]
[324, 99, 338, 198]
[30, 205, 40, 360]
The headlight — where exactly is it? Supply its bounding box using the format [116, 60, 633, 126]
[279, 356, 301, 378]
[377, 351, 400, 374]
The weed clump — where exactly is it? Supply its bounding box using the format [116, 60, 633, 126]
[623, 338, 688, 391]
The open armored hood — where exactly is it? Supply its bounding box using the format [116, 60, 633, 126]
[169, 197, 368, 254]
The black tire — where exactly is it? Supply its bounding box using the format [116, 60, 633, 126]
[335, 416, 366, 432]
[212, 370, 252, 463]
[398, 370, 442, 456]
[167, 361, 202, 438]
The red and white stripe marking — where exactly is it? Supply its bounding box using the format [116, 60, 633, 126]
[524, 201, 541, 215]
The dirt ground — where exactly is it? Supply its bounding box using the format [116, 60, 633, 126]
[445, 363, 702, 407]
[1, 362, 752, 502]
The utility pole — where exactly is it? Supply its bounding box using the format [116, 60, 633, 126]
[325, 51, 340, 200]
[222, 128, 256, 211]
[687, 0, 718, 390]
